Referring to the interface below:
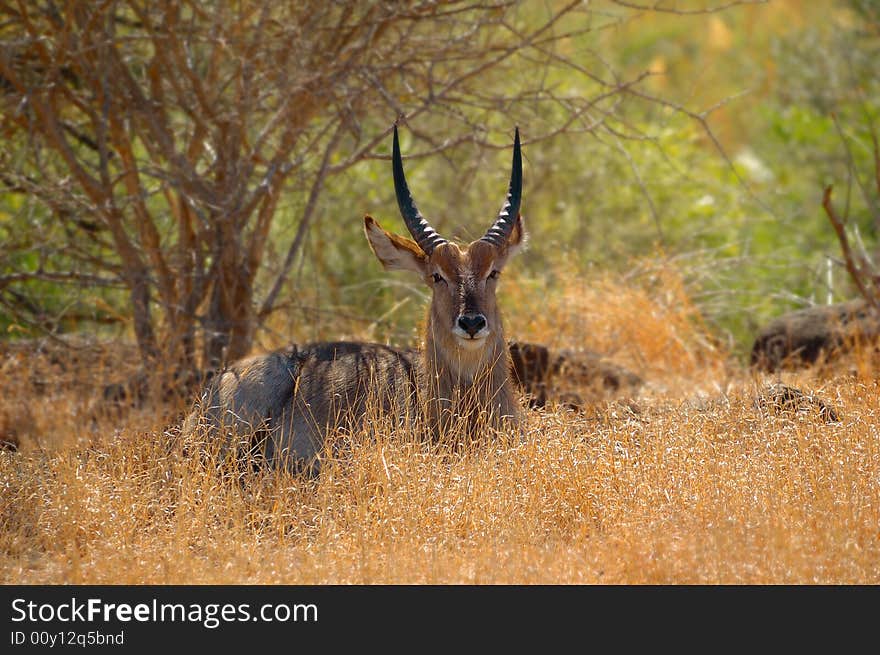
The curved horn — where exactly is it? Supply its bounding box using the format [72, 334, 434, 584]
[480, 127, 522, 248]
[392, 124, 447, 255]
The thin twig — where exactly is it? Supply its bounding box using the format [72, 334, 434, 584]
[258, 122, 345, 320]
[610, 0, 766, 15]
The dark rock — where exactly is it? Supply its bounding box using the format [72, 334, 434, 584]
[750, 299, 880, 372]
[754, 383, 840, 423]
[508, 341, 642, 410]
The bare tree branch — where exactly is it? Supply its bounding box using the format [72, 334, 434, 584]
[610, 0, 766, 15]
[822, 185, 880, 313]
[259, 123, 345, 321]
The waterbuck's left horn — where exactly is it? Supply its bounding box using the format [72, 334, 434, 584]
[392, 124, 447, 256]
[480, 127, 522, 248]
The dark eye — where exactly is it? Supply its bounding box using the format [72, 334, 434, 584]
[488, 270, 500, 280]
[432, 273, 445, 284]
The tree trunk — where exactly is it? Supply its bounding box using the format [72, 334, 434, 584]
[129, 270, 159, 367]
[203, 254, 256, 370]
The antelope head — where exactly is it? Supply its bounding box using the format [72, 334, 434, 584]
[365, 125, 525, 374]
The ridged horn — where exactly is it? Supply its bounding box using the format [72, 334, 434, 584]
[392, 124, 447, 255]
[480, 127, 522, 248]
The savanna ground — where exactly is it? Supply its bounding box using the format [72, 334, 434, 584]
[2, 264, 878, 584]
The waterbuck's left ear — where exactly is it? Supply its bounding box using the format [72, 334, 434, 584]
[503, 214, 527, 260]
[495, 214, 529, 269]
[363, 215, 429, 275]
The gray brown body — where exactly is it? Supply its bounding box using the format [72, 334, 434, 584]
[183, 343, 421, 472]
[184, 339, 519, 472]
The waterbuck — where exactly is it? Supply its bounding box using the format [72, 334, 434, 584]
[183, 125, 526, 473]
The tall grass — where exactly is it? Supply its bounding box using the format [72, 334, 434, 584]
[2, 261, 878, 583]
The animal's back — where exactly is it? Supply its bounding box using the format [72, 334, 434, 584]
[183, 342, 420, 472]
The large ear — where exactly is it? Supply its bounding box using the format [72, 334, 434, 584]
[364, 215, 428, 275]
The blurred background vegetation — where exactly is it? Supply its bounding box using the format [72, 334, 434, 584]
[2, 0, 879, 369]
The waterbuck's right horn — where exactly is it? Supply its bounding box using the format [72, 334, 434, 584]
[392, 124, 448, 256]
[480, 127, 522, 248]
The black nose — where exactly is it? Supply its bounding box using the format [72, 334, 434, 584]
[457, 312, 487, 337]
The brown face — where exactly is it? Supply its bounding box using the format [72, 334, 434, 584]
[364, 215, 525, 351]
[428, 240, 501, 349]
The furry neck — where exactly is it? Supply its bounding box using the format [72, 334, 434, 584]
[421, 321, 517, 434]
[425, 321, 507, 381]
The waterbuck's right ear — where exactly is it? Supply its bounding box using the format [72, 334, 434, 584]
[364, 215, 428, 275]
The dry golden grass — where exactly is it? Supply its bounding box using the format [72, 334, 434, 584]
[2, 261, 879, 584]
